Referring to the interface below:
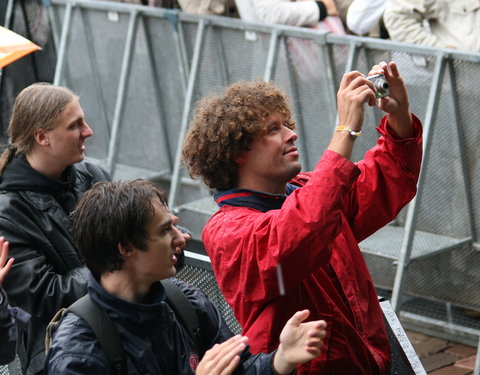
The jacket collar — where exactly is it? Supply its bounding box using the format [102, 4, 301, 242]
[0, 155, 76, 192]
[214, 183, 300, 213]
[87, 272, 170, 323]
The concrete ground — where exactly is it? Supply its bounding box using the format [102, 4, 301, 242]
[407, 329, 477, 374]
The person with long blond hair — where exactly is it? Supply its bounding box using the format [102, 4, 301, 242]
[0, 83, 109, 374]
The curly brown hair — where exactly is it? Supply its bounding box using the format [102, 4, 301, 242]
[182, 80, 296, 191]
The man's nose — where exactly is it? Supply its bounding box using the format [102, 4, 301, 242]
[173, 226, 187, 249]
[82, 123, 94, 137]
[283, 126, 298, 142]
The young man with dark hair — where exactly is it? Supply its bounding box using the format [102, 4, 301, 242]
[182, 62, 423, 374]
[46, 180, 327, 374]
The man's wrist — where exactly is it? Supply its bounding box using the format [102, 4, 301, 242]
[336, 126, 362, 138]
[272, 345, 295, 375]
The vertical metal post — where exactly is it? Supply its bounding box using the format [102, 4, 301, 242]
[142, 15, 174, 170]
[81, 8, 111, 144]
[334, 39, 360, 128]
[53, 0, 74, 85]
[215, 25, 228, 86]
[0, 0, 15, 85]
[474, 336, 480, 375]
[168, 18, 207, 209]
[172, 12, 189, 93]
[106, 9, 139, 175]
[447, 59, 476, 241]
[283, 37, 309, 169]
[3, 0, 14, 28]
[391, 52, 447, 312]
[263, 29, 280, 82]
[320, 36, 338, 126]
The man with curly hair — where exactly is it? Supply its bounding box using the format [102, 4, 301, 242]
[182, 61, 423, 374]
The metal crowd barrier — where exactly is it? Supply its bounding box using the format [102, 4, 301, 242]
[47, 0, 480, 358]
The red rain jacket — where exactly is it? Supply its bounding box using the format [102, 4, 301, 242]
[203, 116, 423, 374]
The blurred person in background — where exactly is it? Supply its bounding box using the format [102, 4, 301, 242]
[234, 0, 340, 27]
[384, 0, 480, 52]
[346, 0, 389, 38]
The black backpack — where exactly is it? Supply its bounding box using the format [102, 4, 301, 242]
[45, 279, 202, 375]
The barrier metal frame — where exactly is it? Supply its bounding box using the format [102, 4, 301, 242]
[48, 0, 480, 368]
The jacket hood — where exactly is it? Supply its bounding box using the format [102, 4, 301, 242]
[0, 155, 76, 193]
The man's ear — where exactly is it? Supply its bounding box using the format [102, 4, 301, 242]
[33, 129, 49, 146]
[118, 243, 135, 257]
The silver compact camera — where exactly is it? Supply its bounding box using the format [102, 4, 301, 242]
[367, 74, 390, 98]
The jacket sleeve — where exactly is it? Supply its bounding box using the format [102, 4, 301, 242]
[383, 0, 445, 47]
[0, 216, 88, 321]
[343, 114, 423, 242]
[204, 151, 360, 301]
[252, 0, 321, 26]
[346, 0, 388, 35]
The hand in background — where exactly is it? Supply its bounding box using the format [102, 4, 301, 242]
[0, 237, 14, 285]
[321, 0, 340, 16]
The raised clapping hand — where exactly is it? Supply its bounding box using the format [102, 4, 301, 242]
[272, 309, 327, 374]
[196, 310, 327, 375]
[0, 237, 14, 285]
[196, 334, 248, 375]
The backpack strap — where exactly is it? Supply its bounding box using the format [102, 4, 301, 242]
[68, 295, 126, 375]
[46, 281, 202, 373]
[161, 279, 203, 352]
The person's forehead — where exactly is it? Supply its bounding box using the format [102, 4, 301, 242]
[55, 99, 83, 126]
[150, 200, 171, 224]
[264, 111, 285, 123]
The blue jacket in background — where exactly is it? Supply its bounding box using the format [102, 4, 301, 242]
[0, 286, 30, 365]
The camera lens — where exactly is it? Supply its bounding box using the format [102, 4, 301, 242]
[377, 81, 389, 90]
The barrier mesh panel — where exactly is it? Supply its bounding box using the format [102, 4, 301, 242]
[116, 15, 184, 173]
[366, 244, 480, 311]
[177, 264, 241, 334]
[54, 6, 127, 161]
[452, 58, 480, 239]
[274, 36, 335, 171]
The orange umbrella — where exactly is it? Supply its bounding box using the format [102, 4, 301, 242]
[0, 26, 41, 69]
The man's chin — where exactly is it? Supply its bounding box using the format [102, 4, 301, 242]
[287, 164, 302, 179]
